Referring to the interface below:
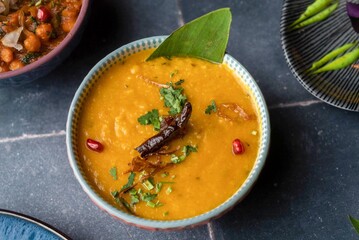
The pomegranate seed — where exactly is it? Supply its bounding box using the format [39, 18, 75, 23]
[86, 139, 104, 152]
[37, 7, 52, 22]
[232, 139, 245, 155]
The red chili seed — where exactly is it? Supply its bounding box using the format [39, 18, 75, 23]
[232, 138, 245, 155]
[86, 139, 104, 152]
[37, 7, 52, 22]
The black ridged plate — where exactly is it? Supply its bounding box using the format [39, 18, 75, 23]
[281, 0, 359, 111]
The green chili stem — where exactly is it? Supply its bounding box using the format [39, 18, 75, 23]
[309, 42, 358, 72]
[291, 0, 334, 27]
[313, 47, 359, 73]
[293, 2, 339, 29]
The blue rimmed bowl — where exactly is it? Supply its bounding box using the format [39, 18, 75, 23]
[0, 209, 69, 239]
[66, 36, 270, 230]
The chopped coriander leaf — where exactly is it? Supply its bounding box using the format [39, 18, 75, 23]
[205, 100, 217, 114]
[160, 83, 187, 115]
[112, 193, 132, 213]
[111, 190, 119, 198]
[129, 189, 140, 206]
[118, 197, 132, 212]
[163, 211, 169, 216]
[147, 201, 156, 208]
[130, 195, 140, 205]
[21, 52, 41, 65]
[170, 69, 178, 78]
[137, 109, 161, 131]
[129, 188, 137, 195]
[170, 154, 180, 164]
[120, 172, 135, 191]
[141, 193, 157, 202]
[171, 145, 198, 164]
[161, 172, 169, 178]
[35, 0, 42, 7]
[183, 145, 198, 155]
[142, 179, 154, 190]
[109, 167, 117, 180]
[147, 201, 164, 208]
[175, 79, 185, 86]
[30, 16, 39, 28]
[155, 182, 163, 193]
[166, 186, 173, 195]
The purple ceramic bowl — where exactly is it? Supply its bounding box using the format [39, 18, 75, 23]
[0, 0, 91, 87]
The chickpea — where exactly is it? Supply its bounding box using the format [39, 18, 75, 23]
[61, 8, 78, 18]
[0, 64, 9, 73]
[0, 47, 13, 63]
[24, 34, 41, 52]
[7, 13, 19, 26]
[9, 59, 24, 71]
[61, 7, 78, 33]
[61, 18, 76, 33]
[35, 23, 53, 41]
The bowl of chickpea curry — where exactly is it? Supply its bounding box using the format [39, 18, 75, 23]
[0, 0, 89, 86]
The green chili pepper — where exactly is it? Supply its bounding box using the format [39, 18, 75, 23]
[291, 0, 334, 27]
[309, 42, 358, 71]
[313, 47, 359, 73]
[293, 2, 339, 29]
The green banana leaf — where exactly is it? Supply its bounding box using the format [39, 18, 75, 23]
[147, 8, 231, 64]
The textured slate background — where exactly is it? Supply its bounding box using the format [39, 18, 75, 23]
[0, 0, 358, 239]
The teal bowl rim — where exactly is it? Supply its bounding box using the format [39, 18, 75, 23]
[66, 36, 271, 230]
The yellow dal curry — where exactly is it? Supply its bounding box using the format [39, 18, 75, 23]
[77, 49, 261, 220]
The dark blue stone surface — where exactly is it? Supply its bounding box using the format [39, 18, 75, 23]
[0, 0, 358, 239]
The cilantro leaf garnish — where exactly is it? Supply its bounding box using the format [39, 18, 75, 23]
[160, 83, 187, 115]
[117, 197, 132, 212]
[141, 192, 157, 202]
[21, 52, 41, 65]
[175, 79, 185, 86]
[205, 100, 217, 114]
[111, 190, 133, 213]
[137, 109, 161, 131]
[147, 201, 163, 208]
[142, 178, 155, 190]
[171, 145, 198, 163]
[111, 190, 119, 198]
[183, 145, 198, 155]
[129, 188, 140, 206]
[170, 70, 178, 78]
[120, 172, 135, 191]
[166, 186, 172, 195]
[155, 182, 163, 193]
[349, 215, 359, 234]
[109, 167, 117, 180]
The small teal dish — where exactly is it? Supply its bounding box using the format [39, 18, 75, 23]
[0, 209, 69, 239]
[66, 36, 270, 230]
[0, 0, 91, 87]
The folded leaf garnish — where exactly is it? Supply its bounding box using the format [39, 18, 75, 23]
[147, 8, 232, 64]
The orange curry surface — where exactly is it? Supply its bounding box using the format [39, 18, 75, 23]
[77, 49, 261, 220]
